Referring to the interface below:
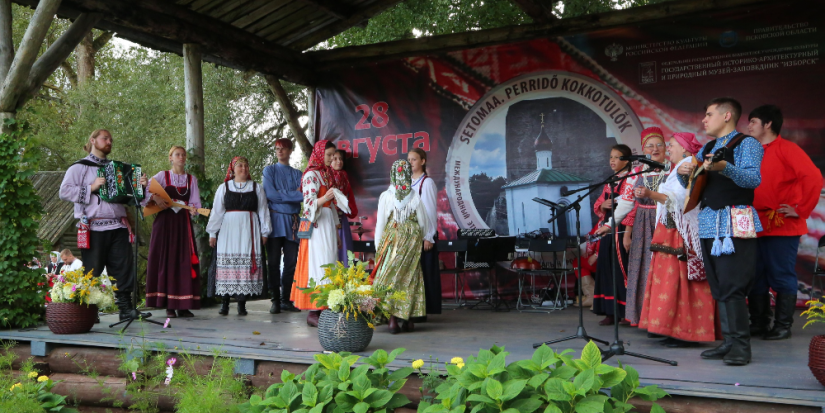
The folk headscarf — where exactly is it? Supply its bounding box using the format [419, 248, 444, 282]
[224, 156, 246, 182]
[388, 159, 418, 224]
[302, 140, 333, 188]
[391, 159, 412, 201]
[641, 126, 665, 148]
[330, 153, 352, 196]
[672, 132, 702, 155]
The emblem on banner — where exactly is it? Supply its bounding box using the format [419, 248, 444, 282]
[719, 31, 739, 48]
[639, 62, 657, 84]
[605, 43, 624, 61]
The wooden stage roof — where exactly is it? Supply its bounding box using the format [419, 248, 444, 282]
[11, 0, 778, 86]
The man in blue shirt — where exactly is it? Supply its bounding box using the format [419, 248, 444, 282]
[263, 139, 304, 314]
[677, 97, 763, 366]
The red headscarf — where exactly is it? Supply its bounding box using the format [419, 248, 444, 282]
[224, 156, 248, 182]
[302, 140, 332, 188]
[330, 152, 352, 196]
[641, 126, 665, 148]
[672, 132, 703, 155]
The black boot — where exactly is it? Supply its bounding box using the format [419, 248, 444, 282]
[280, 298, 301, 312]
[237, 296, 248, 316]
[747, 294, 772, 337]
[702, 303, 731, 360]
[116, 291, 152, 321]
[218, 295, 230, 315]
[723, 299, 752, 366]
[765, 293, 796, 340]
[269, 290, 281, 314]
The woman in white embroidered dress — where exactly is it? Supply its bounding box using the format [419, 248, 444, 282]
[206, 156, 271, 316]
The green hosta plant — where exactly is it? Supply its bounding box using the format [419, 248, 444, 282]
[238, 348, 412, 413]
[417, 341, 668, 413]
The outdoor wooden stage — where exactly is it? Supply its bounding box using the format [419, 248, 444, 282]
[1, 300, 822, 410]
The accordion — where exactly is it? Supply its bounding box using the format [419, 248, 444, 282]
[97, 161, 145, 205]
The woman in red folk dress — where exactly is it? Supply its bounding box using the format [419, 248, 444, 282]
[637, 132, 719, 347]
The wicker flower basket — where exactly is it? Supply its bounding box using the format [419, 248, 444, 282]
[317, 310, 374, 352]
[809, 335, 825, 386]
[46, 303, 98, 335]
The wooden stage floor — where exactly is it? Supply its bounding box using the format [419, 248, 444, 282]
[1, 301, 822, 408]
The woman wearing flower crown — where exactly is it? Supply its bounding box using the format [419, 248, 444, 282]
[291, 140, 350, 327]
[372, 159, 434, 334]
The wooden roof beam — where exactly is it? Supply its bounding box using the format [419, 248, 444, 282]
[510, 0, 558, 24]
[44, 0, 316, 84]
[286, 0, 407, 50]
[295, 0, 355, 21]
[307, 0, 775, 68]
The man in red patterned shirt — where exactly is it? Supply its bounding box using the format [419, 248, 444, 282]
[747, 105, 823, 340]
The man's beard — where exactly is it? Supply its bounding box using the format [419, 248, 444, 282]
[95, 141, 112, 155]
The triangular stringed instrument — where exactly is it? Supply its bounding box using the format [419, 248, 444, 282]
[143, 178, 211, 217]
[684, 133, 747, 213]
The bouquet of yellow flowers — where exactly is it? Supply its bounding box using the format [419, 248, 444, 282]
[300, 251, 406, 328]
[49, 268, 115, 308]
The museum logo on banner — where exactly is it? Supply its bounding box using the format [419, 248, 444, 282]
[445, 71, 643, 237]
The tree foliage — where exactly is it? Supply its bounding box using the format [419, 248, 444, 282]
[324, 0, 675, 49]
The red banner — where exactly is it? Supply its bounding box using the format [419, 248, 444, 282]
[316, 0, 825, 298]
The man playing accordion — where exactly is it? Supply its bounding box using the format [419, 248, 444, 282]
[59, 129, 150, 321]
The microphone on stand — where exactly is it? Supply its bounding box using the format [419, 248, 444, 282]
[620, 154, 666, 170]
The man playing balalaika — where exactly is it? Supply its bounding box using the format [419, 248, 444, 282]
[59, 129, 150, 321]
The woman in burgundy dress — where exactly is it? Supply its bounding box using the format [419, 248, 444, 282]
[145, 146, 202, 318]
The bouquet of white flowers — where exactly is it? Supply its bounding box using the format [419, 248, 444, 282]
[50, 267, 115, 309]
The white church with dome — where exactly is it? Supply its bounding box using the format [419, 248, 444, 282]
[502, 114, 592, 238]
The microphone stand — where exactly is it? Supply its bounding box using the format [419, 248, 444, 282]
[109, 169, 167, 332]
[532, 173, 629, 349]
[600, 163, 677, 366]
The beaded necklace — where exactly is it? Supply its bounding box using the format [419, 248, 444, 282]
[170, 171, 189, 197]
[643, 162, 669, 192]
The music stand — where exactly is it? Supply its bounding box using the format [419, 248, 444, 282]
[467, 236, 516, 312]
[351, 240, 376, 267]
[437, 239, 470, 307]
[109, 170, 166, 332]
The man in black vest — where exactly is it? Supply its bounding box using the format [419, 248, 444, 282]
[678, 97, 764, 366]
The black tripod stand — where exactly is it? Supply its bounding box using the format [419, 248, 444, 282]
[599, 164, 676, 366]
[109, 171, 166, 332]
[533, 189, 608, 348]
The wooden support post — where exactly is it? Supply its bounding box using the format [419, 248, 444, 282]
[265, 74, 313, 156]
[0, 0, 61, 113]
[0, 0, 13, 88]
[183, 43, 204, 174]
[307, 86, 316, 145]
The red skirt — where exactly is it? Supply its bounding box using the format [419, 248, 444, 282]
[638, 223, 719, 342]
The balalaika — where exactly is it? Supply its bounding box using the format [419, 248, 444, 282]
[97, 161, 145, 205]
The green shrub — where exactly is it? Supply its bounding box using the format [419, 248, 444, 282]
[0, 119, 45, 329]
[238, 348, 412, 413]
[416, 342, 668, 413]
